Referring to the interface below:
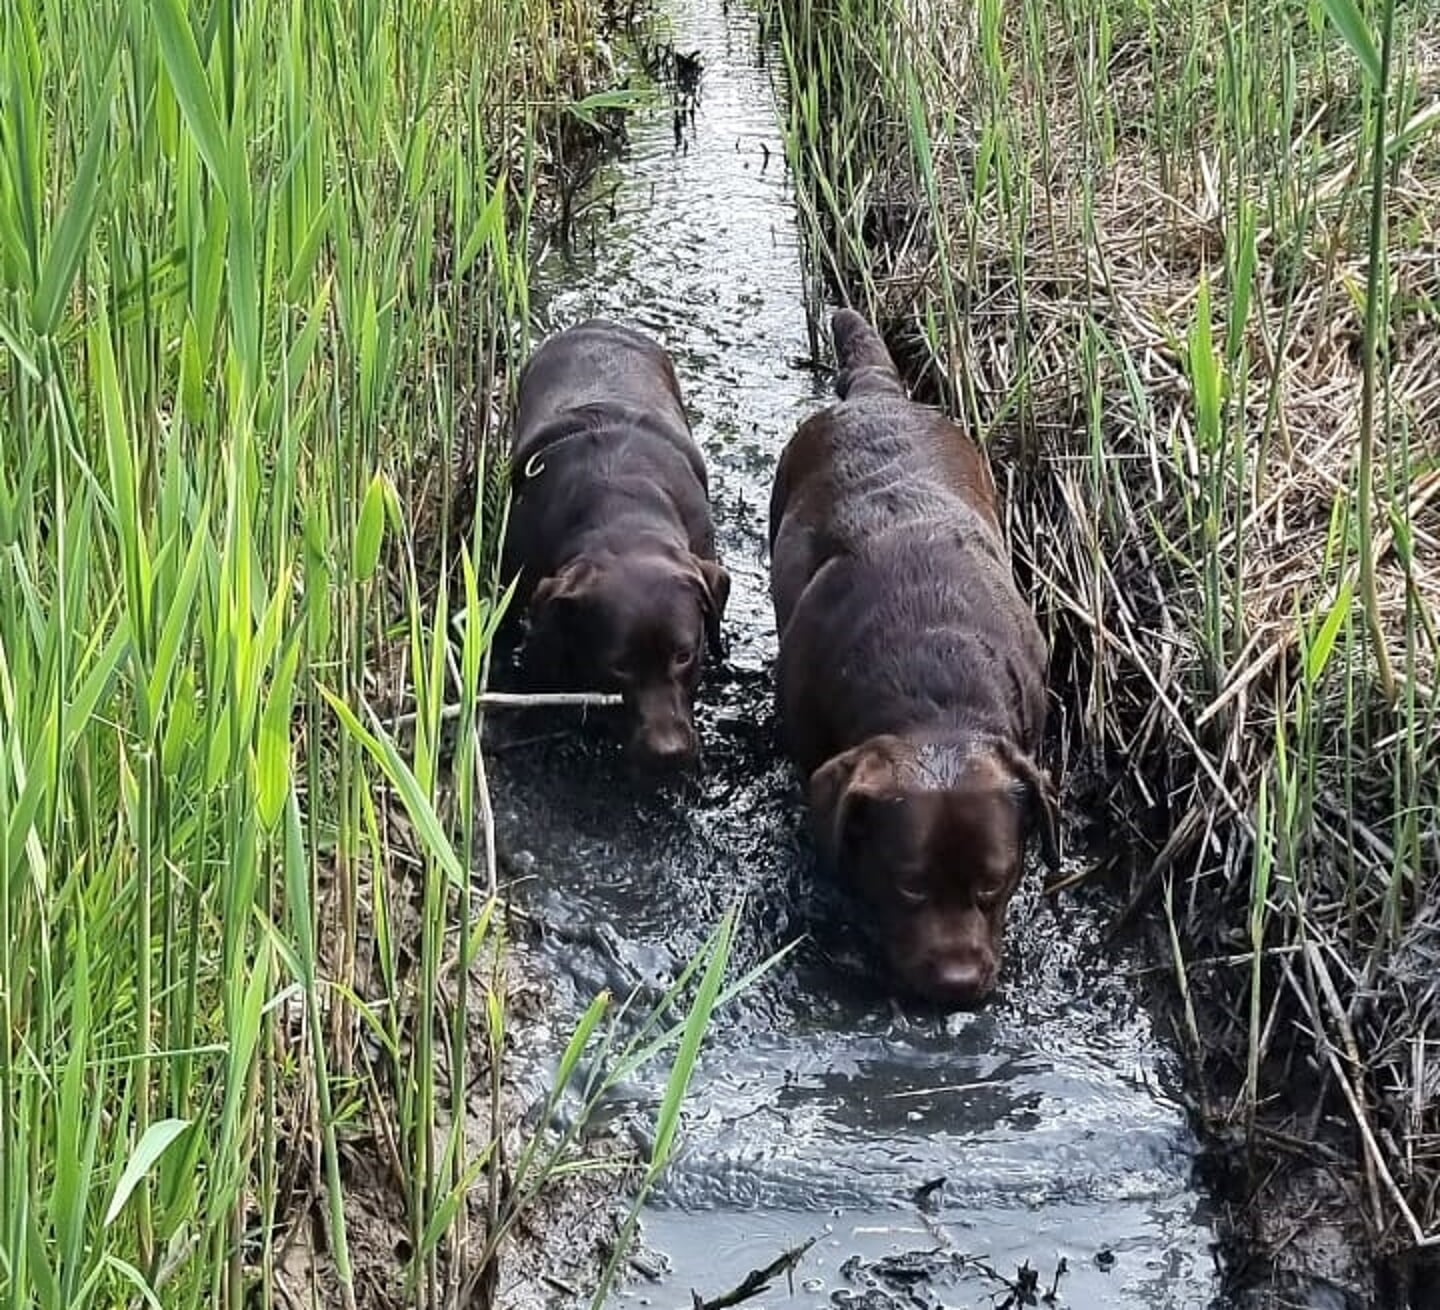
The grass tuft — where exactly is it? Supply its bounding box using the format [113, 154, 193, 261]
[1, 0, 743, 1304]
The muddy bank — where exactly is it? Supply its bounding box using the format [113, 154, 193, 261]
[487, 0, 1222, 1304]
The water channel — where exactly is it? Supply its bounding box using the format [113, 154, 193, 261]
[491, 1, 1223, 1303]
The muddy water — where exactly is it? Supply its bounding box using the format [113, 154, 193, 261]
[492, 0, 1223, 1304]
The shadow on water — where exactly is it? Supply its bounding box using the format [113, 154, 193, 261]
[490, 0, 1223, 1303]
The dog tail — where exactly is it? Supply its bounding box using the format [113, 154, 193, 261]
[832, 308, 905, 400]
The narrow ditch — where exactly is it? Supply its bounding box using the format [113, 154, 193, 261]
[491, 0, 1222, 1303]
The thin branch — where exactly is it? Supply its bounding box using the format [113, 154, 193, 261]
[387, 690, 623, 731]
[689, 1236, 817, 1310]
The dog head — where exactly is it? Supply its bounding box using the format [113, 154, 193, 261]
[809, 732, 1060, 1008]
[526, 549, 730, 765]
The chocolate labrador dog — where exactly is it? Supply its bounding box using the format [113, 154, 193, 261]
[770, 308, 1060, 1009]
[501, 318, 729, 765]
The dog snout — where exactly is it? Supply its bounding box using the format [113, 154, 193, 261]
[903, 950, 996, 1011]
[634, 720, 697, 765]
[931, 957, 994, 1009]
[629, 691, 698, 765]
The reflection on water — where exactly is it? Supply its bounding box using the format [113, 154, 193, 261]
[493, 0, 1222, 1303]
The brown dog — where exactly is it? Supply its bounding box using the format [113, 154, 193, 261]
[502, 319, 729, 765]
[769, 308, 1059, 1008]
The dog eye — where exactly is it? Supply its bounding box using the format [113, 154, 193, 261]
[672, 646, 696, 670]
[974, 875, 1013, 909]
[897, 883, 928, 908]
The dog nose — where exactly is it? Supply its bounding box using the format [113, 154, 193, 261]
[634, 720, 697, 766]
[922, 957, 993, 1010]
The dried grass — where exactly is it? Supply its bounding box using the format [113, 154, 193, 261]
[779, 0, 1440, 1270]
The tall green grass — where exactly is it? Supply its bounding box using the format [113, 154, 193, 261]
[775, 0, 1440, 1261]
[0, 0, 744, 1305]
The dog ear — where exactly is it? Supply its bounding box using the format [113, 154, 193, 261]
[531, 557, 599, 613]
[996, 742, 1062, 875]
[808, 740, 899, 866]
[693, 557, 731, 661]
[525, 559, 600, 670]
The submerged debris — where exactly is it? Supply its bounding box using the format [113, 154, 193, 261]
[835, 1248, 1070, 1309]
[911, 1176, 947, 1213]
[689, 1236, 818, 1310]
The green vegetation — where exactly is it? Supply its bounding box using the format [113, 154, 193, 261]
[777, 0, 1439, 1278]
[0, 0, 745, 1305]
[7, 0, 1434, 1297]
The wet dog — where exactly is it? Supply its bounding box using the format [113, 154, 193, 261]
[501, 318, 729, 766]
[769, 308, 1060, 1008]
